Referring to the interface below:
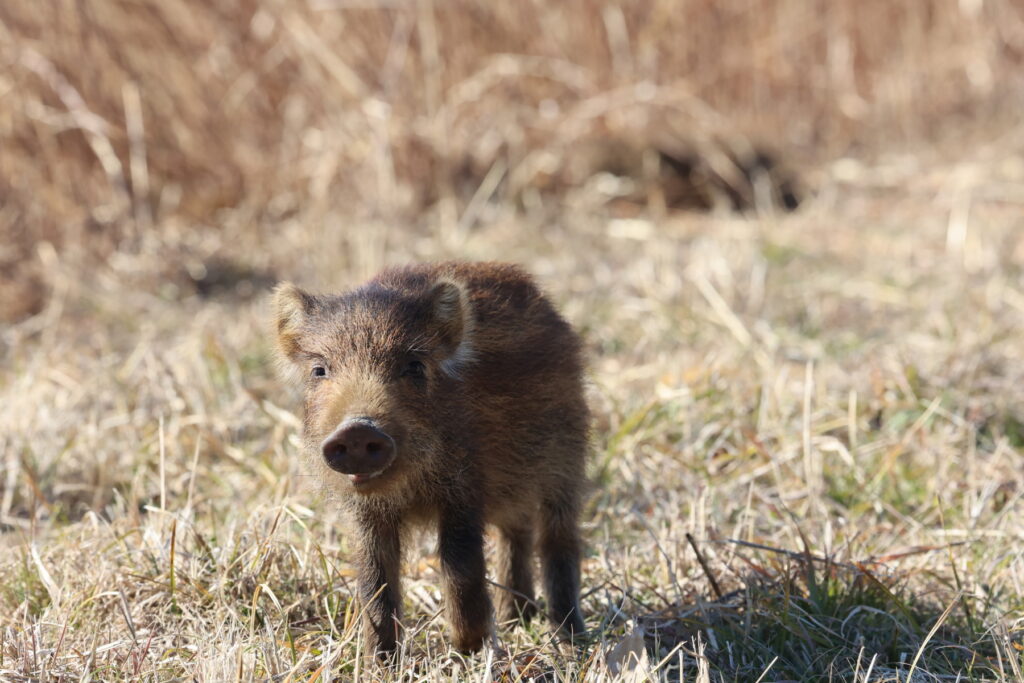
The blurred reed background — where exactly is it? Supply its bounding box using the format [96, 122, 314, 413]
[2, 0, 1021, 321]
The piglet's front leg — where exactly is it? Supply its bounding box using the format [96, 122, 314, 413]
[355, 517, 402, 658]
[438, 504, 492, 652]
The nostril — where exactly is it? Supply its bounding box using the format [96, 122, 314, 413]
[365, 441, 380, 455]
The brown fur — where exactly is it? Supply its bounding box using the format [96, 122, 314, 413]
[272, 262, 589, 656]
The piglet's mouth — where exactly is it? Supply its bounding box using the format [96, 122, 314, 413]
[347, 470, 386, 487]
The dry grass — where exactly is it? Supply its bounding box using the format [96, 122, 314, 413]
[2, 1, 1024, 680]
[2, 0, 1022, 318]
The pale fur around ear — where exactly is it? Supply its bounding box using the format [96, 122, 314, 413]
[428, 279, 475, 378]
[272, 282, 316, 362]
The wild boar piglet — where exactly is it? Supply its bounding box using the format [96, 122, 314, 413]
[273, 262, 589, 656]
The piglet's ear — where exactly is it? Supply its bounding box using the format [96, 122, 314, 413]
[272, 282, 317, 362]
[427, 279, 474, 376]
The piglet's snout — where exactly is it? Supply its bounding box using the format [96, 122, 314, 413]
[321, 420, 396, 476]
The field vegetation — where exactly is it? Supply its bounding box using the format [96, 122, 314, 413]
[1, 1, 1023, 679]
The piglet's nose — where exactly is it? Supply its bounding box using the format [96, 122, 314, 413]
[321, 420, 396, 475]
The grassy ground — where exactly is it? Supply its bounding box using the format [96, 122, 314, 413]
[2, 1, 1024, 680]
[3, 159, 1023, 680]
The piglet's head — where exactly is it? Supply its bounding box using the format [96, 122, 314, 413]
[272, 277, 473, 493]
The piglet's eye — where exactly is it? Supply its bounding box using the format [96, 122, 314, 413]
[312, 365, 328, 379]
[402, 360, 426, 379]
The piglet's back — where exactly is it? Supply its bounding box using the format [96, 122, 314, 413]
[372, 261, 584, 388]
